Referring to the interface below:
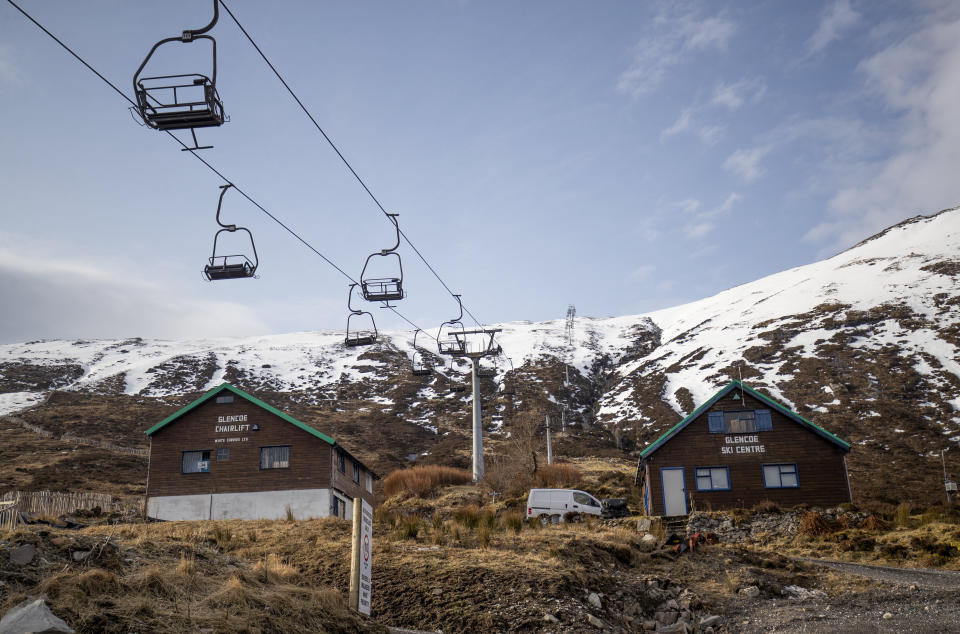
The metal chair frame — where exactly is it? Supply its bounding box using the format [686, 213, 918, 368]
[132, 0, 224, 150]
[437, 295, 468, 356]
[360, 214, 404, 303]
[411, 329, 433, 376]
[203, 184, 258, 281]
[345, 283, 378, 347]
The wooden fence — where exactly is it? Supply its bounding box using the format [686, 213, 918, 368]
[0, 490, 114, 530]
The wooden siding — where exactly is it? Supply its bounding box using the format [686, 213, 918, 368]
[644, 390, 850, 514]
[331, 449, 375, 507]
[146, 398, 374, 507]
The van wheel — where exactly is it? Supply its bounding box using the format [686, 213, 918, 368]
[564, 511, 582, 523]
[538, 514, 550, 526]
[550, 514, 561, 525]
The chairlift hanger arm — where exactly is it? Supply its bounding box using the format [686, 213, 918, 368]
[215, 183, 235, 229]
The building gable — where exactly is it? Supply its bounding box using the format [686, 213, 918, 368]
[639, 380, 850, 459]
[145, 382, 335, 446]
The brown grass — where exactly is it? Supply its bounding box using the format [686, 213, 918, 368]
[383, 466, 473, 498]
[534, 463, 582, 488]
[798, 511, 834, 537]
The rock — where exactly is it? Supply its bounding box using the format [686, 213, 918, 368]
[700, 615, 724, 628]
[71, 550, 91, 562]
[637, 518, 652, 532]
[642, 619, 658, 631]
[430, 588, 442, 596]
[782, 585, 826, 600]
[49, 537, 73, 548]
[654, 610, 678, 625]
[738, 585, 760, 598]
[0, 598, 74, 634]
[656, 622, 691, 633]
[586, 613, 607, 629]
[9, 544, 37, 566]
[882, 612, 893, 620]
[587, 592, 602, 609]
[641, 533, 658, 543]
[543, 613, 559, 623]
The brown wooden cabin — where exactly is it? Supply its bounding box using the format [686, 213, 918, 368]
[636, 380, 851, 516]
[145, 383, 376, 521]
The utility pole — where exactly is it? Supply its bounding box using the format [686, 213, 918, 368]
[546, 415, 553, 465]
[944, 448, 952, 504]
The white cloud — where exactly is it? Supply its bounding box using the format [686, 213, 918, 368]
[711, 77, 767, 110]
[660, 108, 693, 139]
[806, 14, 960, 248]
[618, 9, 736, 96]
[661, 108, 724, 145]
[807, 0, 861, 55]
[679, 193, 741, 239]
[0, 237, 270, 343]
[629, 265, 655, 281]
[723, 146, 772, 182]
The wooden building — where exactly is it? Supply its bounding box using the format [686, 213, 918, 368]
[145, 383, 376, 521]
[636, 380, 851, 516]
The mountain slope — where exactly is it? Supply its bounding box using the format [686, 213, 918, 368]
[1, 207, 958, 503]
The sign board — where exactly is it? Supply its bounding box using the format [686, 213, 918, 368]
[946, 481, 958, 492]
[358, 499, 373, 615]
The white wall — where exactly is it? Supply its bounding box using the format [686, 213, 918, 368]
[147, 488, 332, 521]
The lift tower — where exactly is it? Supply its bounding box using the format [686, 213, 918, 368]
[438, 313, 502, 482]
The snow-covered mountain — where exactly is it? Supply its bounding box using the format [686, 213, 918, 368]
[1, 206, 958, 499]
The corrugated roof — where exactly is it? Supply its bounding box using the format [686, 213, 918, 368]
[639, 380, 851, 459]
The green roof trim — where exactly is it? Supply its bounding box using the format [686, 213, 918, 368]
[145, 382, 335, 446]
[639, 380, 851, 459]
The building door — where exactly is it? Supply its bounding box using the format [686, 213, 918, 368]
[660, 467, 687, 516]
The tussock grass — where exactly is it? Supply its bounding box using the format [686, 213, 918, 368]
[383, 465, 473, 498]
[534, 463, 582, 488]
[253, 553, 300, 584]
[798, 511, 834, 537]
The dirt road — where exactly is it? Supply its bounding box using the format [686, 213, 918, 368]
[726, 558, 960, 633]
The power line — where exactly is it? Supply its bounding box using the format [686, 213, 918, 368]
[6, 0, 431, 336]
[217, 0, 494, 332]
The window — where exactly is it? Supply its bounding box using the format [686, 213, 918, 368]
[365, 472, 374, 493]
[182, 450, 211, 473]
[573, 492, 600, 507]
[260, 446, 290, 469]
[215, 394, 234, 404]
[332, 496, 340, 518]
[763, 464, 798, 488]
[708, 409, 772, 433]
[216, 447, 230, 461]
[337, 450, 345, 474]
[695, 467, 730, 491]
[352, 461, 360, 484]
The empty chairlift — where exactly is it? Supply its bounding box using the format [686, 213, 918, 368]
[360, 214, 404, 303]
[437, 295, 467, 356]
[132, 0, 225, 150]
[411, 329, 433, 376]
[203, 184, 259, 280]
[345, 284, 378, 347]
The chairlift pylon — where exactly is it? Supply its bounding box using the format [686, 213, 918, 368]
[437, 295, 467, 356]
[411, 329, 433, 376]
[132, 0, 225, 150]
[203, 184, 259, 281]
[360, 214, 404, 304]
[345, 283, 378, 347]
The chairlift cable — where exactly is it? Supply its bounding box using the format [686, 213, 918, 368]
[217, 0, 497, 336]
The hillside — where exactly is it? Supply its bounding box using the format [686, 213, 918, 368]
[0, 206, 958, 504]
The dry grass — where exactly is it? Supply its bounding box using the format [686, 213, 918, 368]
[534, 463, 582, 488]
[798, 511, 834, 537]
[383, 465, 472, 498]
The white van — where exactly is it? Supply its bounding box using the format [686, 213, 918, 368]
[526, 488, 604, 523]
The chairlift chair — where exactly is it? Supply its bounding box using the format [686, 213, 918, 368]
[345, 283, 378, 347]
[499, 357, 516, 395]
[411, 329, 433, 376]
[203, 184, 259, 281]
[360, 214, 404, 303]
[132, 0, 225, 149]
[436, 295, 467, 356]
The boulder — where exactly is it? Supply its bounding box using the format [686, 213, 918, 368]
[0, 598, 74, 634]
[699, 615, 724, 628]
[9, 545, 37, 566]
[586, 613, 607, 629]
[738, 585, 760, 598]
[587, 592, 602, 609]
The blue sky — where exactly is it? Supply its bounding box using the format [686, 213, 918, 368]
[2, 0, 959, 343]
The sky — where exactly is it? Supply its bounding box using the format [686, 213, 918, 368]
[2, 0, 960, 344]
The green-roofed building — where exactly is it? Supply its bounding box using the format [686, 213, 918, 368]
[635, 380, 852, 516]
[145, 383, 376, 521]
